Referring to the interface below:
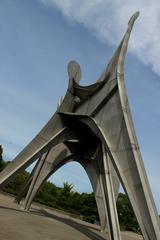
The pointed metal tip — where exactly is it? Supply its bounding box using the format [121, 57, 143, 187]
[134, 11, 140, 18]
[128, 11, 140, 30]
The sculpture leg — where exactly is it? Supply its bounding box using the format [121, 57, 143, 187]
[80, 160, 108, 232]
[80, 152, 119, 232]
[80, 144, 121, 240]
[23, 151, 49, 210]
[16, 173, 33, 204]
[103, 144, 152, 240]
[77, 116, 160, 240]
[102, 131, 160, 240]
[23, 145, 70, 211]
[15, 159, 41, 203]
[110, 161, 119, 200]
[101, 145, 121, 240]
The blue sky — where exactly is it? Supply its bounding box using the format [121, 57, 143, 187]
[0, 0, 160, 211]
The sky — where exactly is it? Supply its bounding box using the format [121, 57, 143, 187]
[0, 0, 160, 211]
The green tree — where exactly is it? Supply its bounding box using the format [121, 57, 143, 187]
[0, 160, 8, 172]
[62, 182, 74, 196]
[0, 145, 8, 172]
[4, 171, 29, 195]
[0, 145, 3, 161]
[117, 193, 140, 232]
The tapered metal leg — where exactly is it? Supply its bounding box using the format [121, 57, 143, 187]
[80, 145, 119, 233]
[15, 159, 41, 203]
[101, 145, 121, 240]
[23, 145, 70, 211]
[81, 159, 108, 232]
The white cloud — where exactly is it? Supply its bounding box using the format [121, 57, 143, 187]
[39, 0, 160, 76]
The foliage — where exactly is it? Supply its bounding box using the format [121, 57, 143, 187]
[0, 147, 9, 171]
[117, 193, 140, 233]
[4, 171, 29, 195]
[0, 145, 3, 161]
[0, 159, 8, 172]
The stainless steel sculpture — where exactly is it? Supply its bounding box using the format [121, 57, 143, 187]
[0, 12, 160, 240]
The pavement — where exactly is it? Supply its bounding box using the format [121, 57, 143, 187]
[0, 192, 143, 240]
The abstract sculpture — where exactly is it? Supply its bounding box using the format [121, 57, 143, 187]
[0, 12, 160, 240]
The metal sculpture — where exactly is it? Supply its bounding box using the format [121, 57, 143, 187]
[0, 12, 160, 240]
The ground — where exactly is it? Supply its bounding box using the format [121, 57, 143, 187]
[0, 192, 143, 240]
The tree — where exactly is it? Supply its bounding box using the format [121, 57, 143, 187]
[0, 145, 3, 161]
[0, 146, 9, 172]
[4, 171, 29, 195]
[62, 181, 74, 196]
[117, 193, 140, 232]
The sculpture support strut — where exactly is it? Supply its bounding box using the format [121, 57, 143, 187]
[0, 11, 160, 240]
